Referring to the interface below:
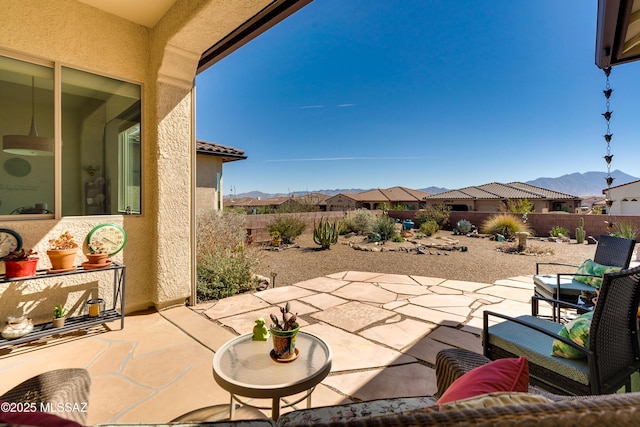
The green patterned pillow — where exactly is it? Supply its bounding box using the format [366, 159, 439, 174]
[573, 259, 621, 288]
[551, 311, 593, 359]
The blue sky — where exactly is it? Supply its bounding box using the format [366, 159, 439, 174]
[196, 0, 640, 195]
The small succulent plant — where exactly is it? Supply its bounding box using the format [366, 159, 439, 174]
[4, 249, 38, 261]
[53, 304, 67, 319]
[269, 302, 298, 331]
[48, 231, 78, 250]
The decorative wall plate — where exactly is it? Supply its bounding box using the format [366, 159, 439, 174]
[4, 158, 31, 177]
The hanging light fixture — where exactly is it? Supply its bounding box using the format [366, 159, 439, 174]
[2, 76, 54, 156]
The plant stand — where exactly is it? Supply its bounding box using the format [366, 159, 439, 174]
[0, 262, 126, 348]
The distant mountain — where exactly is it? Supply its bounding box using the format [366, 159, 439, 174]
[418, 186, 449, 195]
[228, 171, 638, 200]
[525, 170, 638, 196]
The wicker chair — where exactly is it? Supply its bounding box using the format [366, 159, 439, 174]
[531, 234, 635, 321]
[484, 265, 640, 395]
[0, 368, 91, 424]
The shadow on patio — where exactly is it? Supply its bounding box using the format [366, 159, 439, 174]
[0, 271, 551, 425]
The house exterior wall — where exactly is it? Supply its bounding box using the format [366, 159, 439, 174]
[0, 0, 272, 315]
[608, 182, 640, 215]
[196, 154, 224, 213]
[325, 195, 358, 211]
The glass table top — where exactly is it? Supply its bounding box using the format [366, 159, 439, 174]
[213, 331, 332, 393]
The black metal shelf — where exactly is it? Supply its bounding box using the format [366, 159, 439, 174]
[0, 262, 126, 349]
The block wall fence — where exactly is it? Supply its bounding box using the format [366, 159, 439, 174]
[243, 210, 640, 242]
[389, 210, 640, 239]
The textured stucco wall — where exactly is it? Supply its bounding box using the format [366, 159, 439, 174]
[0, 0, 273, 316]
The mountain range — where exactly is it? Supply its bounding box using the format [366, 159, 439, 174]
[229, 170, 638, 200]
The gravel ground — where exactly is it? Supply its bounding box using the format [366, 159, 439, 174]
[254, 231, 606, 287]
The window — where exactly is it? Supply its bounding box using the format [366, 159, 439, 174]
[0, 54, 142, 217]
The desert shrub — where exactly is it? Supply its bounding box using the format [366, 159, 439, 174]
[481, 213, 531, 239]
[414, 204, 451, 228]
[499, 198, 535, 213]
[420, 219, 440, 236]
[267, 214, 306, 244]
[371, 215, 397, 242]
[550, 226, 568, 237]
[196, 211, 262, 302]
[343, 209, 377, 235]
[455, 219, 472, 234]
[610, 220, 640, 240]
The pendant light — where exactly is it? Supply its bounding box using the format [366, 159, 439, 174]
[2, 76, 54, 156]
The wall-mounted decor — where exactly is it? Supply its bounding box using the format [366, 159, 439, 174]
[4, 158, 31, 177]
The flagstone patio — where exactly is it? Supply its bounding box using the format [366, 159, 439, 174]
[0, 271, 552, 425]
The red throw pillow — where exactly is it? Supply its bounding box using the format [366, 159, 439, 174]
[0, 401, 83, 427]
[436, 356, 529, 404]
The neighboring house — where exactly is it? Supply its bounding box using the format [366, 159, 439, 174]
[603, 180, 640, 215]
[196, 141, 246, 213]
[424, 182, 582, 213]
[226, 192, 329, 213]
[324, 193, 360, 211]
[0, 0, 312, 316]
[324, 186, 431, 211]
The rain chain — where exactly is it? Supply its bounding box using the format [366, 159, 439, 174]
[602, 66, 614, 228]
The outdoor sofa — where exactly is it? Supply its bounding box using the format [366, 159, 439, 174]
[89, 348, 640, 427]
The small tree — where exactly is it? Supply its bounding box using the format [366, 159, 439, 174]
[267, 214, 307, 244]
[500, 198, 535, 213]
[414, 204, 451, 228]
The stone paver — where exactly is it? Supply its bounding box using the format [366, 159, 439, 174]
[476, 285, 534, 303]
[379, 282, 432, 296]
[311, 301, 396, 332]
[359, 318, 437, 350]
[438, 279, 491, 293]
[323, 363, 437, 401]
[294, 276, 351, 292]
[303, 323, 416, 371]
[0, 272, 545, 425]
[254, 285, 317, 304]
[410, 275, 446, 287]
[203, 293, 270, 320]
[395, 304, 467, 327]
[367, 273, 420, 285]
[332, 282, 397, 304]
[299, 293, 348, 310]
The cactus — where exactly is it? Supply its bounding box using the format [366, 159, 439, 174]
[576, 217, 586, 244]
[270, 302, 298, 331]
[313, 218, 339, 250]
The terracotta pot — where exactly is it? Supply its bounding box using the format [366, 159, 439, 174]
[270, 324, 299, 359]
[86, 253, 109, 265]
[52, 317, 65, 328]
[4, 258, 38, 278]
[47, 248, 78, 271]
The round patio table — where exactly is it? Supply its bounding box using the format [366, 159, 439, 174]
[212, 330, 332, 421]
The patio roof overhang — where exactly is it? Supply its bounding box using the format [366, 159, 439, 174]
[197, 0, 313, 74]
[596, 0, 640, 67]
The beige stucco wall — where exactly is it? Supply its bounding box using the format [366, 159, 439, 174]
[0, 0, 273, 318]
[196, 154, 224, 213]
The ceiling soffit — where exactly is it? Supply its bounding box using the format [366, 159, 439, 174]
[596, 0, 640, 67]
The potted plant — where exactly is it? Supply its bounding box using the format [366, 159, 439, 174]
[86, 240, 109, 265]
[269, 302, 299, 360]
[3, 249, 39, 278]
[47, 231, 78, 271]
[52, 304, 67, 328]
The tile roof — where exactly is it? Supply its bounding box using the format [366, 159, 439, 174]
[356, 186, 431, 202]
[196, 140, 247, 162]
[426, 182, 578, 200]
